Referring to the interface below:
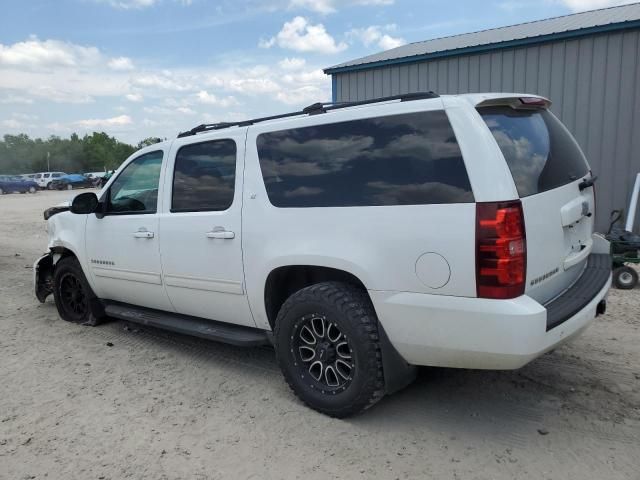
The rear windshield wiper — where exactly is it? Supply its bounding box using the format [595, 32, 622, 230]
[578, 175, 597, 191]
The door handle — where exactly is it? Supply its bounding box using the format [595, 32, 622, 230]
[206, 228, 235, 239]
[133, 229, 154, 238]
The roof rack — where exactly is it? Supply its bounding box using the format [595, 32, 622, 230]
[177, 91, 439, 138]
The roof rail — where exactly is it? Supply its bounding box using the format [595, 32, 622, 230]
[177, 91, 439, 138]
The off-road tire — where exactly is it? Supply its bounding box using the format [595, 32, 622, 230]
[613, 265, 638, 290]
[274, 281, 384, 417]
[53, 256, 104, 326]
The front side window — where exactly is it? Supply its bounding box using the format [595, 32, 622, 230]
[256, 110, 473, 208]
[107, 150, 163, 214]
[479, 107, 589, 197]
[171, 139, 236, 212]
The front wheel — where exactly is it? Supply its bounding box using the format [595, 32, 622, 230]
[53, 257, 103, 325]
[274, 282, 384, 417]
[67, 184, 73, 190]
[29, 186, 37, 193]
[613, 265, 638, 289]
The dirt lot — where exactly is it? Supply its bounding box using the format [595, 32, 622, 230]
[1, 189, 639, 480]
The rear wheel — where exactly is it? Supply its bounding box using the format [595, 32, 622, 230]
[274, 281, 384, 417]
[53, 257, 103, 325]
[67, 184, 73, 190]
[613, 265, 638, 290]
[0, 187, 3, 195]
[29, 186, 37, 193]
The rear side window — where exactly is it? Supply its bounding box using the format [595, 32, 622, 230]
[171, 139, 236, 212]
[256, 110, 473, 208]
[479, 107, 589, 197]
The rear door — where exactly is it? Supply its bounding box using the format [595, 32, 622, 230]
[158, 131, 254, 327]
[478, 103, 594, 303]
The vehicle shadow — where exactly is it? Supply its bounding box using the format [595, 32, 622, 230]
[84, 314, 635, 446]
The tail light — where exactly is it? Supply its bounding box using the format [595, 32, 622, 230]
[476, 201, 526, 299]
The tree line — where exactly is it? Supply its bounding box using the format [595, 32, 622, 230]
[0, 132, 163, 175]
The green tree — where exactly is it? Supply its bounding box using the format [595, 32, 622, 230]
[137, 137, 163, 149]
[0, 132, 155, 175]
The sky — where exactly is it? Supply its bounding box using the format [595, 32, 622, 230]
[0, 0, 636, 144]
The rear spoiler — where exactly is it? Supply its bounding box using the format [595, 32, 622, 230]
[475, 96, 551, 110]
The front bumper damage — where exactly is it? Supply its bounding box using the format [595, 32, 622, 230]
[34, 253, 54, 303]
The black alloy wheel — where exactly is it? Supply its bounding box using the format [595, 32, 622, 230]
[274, 281, 385, 417]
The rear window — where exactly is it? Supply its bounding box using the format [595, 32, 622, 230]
[256, 110, 474, 208]
[479, 107, 589, 197]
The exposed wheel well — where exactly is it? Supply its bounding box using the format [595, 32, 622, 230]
[264, 265, 368, 329]
[51, 246, 78, 261]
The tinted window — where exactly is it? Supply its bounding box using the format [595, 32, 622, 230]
[479, 107, 589, 197]
[171, 139, 236, 212]
[256, 110, 473, 208]
[107, 150, 163, 214]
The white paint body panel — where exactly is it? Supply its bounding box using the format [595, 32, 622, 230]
[42, 93, 608, 370]
[158, 130, 254, 327]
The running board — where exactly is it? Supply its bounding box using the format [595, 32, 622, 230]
[103, 302, 271, 347]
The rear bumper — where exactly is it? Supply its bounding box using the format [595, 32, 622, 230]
[370, 256, 611, 370]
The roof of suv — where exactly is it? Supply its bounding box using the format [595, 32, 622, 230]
[172, 92, 548, 140]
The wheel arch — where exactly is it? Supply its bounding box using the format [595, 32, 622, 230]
[263, 264, 369, 330]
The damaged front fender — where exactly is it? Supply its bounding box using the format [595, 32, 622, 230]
[34, 253, 54, 303]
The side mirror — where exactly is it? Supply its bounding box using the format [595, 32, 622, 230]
[70, 192, 99, 215]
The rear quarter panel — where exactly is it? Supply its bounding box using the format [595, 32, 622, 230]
[242, 99, 478, 330]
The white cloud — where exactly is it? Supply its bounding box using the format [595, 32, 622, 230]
[196, 90, 239, 107]
[75, 114, 133, 128]
[108, 56, 135, 71]
[276, 85, 324, 105]
[131, 72, 192, 91]
[125, 92, 143, 102]
[378, 34, 405, 50]
[176, 106, 196, 115]
[0, 37, 100, 70]
[1, 119, 24, 129]
[95, 0, 194, 8]
[557, 0, 637, 11]
[0, 94, 34, 104]
[278, 57, 307, 70]
[96, 0, 157, 9]
[288, 0, 394, 14]
[228, 78, 281, 94]
[347, 24, 405, 51]
[289, 0, 336, 14]
[260, 16, 347, 54]
[282, 68, 326, 85]
[31, 86, 95, 104]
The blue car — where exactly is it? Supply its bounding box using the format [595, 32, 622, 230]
[49, 174, 92, 190]
[0, 175, 39, 195]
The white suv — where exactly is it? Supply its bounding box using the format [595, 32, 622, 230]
[34, 171, 67, 189]
[34, 92, 611, 417]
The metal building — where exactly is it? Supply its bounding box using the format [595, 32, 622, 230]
[324, 4, 640, 232]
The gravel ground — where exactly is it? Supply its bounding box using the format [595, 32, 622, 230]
[1, 189, 639, 480]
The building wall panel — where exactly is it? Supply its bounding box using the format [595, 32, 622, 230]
[331, 29, 640, 231]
